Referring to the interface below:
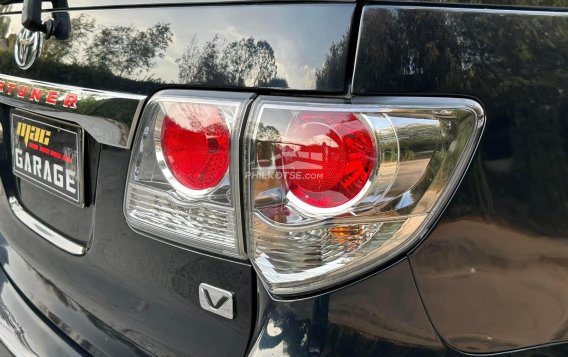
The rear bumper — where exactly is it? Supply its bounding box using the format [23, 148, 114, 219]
[0, 263, 82, 356]
[2, 181, 568, 356]
[0, 180, 154, 356]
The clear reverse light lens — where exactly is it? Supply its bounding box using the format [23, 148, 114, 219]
[244, 97, 484, 295]
[125, 90, 254, 258]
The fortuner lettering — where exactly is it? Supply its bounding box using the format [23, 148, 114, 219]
[0, 81, 79, 109]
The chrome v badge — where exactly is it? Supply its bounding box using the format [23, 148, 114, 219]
[14, 28, 43, 70]
[199, 283, 235, 319]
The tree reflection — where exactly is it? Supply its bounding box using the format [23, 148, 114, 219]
[43, 14, 95, 64]
[356, 8, 568, 234]
[315, 32, 349, 91]
[85, 22, 173, 79]
[176, 30, 352, 90]
[176, 35, 287, 88]
[0, 14, 173, 93]
[0, 6, 10, 40]
[40, 15, 174, 80]
[0, 12, 353, 92]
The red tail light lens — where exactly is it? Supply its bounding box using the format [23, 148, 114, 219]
[125, 91, 254, 258]
[125, 91, 485, 296]
[282, 112, 376, 209]
[244, 97, 484, 295]
[160, 104, 230, 191]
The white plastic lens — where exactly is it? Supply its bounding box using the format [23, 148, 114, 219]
[244, 97, 484, 295]
[124, 90, 254, 258]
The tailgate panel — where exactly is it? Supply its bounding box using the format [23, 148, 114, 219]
[0, 146, 256, 356]
[0, 2, 355, 355]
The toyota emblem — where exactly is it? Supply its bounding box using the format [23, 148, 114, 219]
[14, 28, 43, 70]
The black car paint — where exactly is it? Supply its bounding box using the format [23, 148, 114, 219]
[18, 134, 101, 244]
[0, 1, 565, 356]
[0, 145, 256, 356]
[0, 3, 354, 355]
[248, 259, 448, 356]
[0, 4, 354, 94]
[353, 5, 568, 354]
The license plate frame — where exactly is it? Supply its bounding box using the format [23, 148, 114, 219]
[11, 110, 84, 207]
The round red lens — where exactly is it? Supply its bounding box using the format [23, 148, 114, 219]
[282, 112, 375, 209]
[160, 103, 230, 191]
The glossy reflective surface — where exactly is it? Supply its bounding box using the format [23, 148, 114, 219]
[0, 0, 355, 14]
[0, 3, 353, 355]
[248, 259, 446, 356]
[0, 5, 353, 94]
[9, 197, 86, 254]
[0, 1, 565, 355]
[0, 229, 144, 356]
[354, 5, 568, 353]
[0, 74, 145, 148]
[0, 264, 83, 356]
[373, 0, 567, 8]
[0, 145, 255, 356]
[17, 134, 100, 246]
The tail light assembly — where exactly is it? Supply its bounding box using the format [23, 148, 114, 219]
[125, 92, 484, 296]
[125, 91, 254, 258]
